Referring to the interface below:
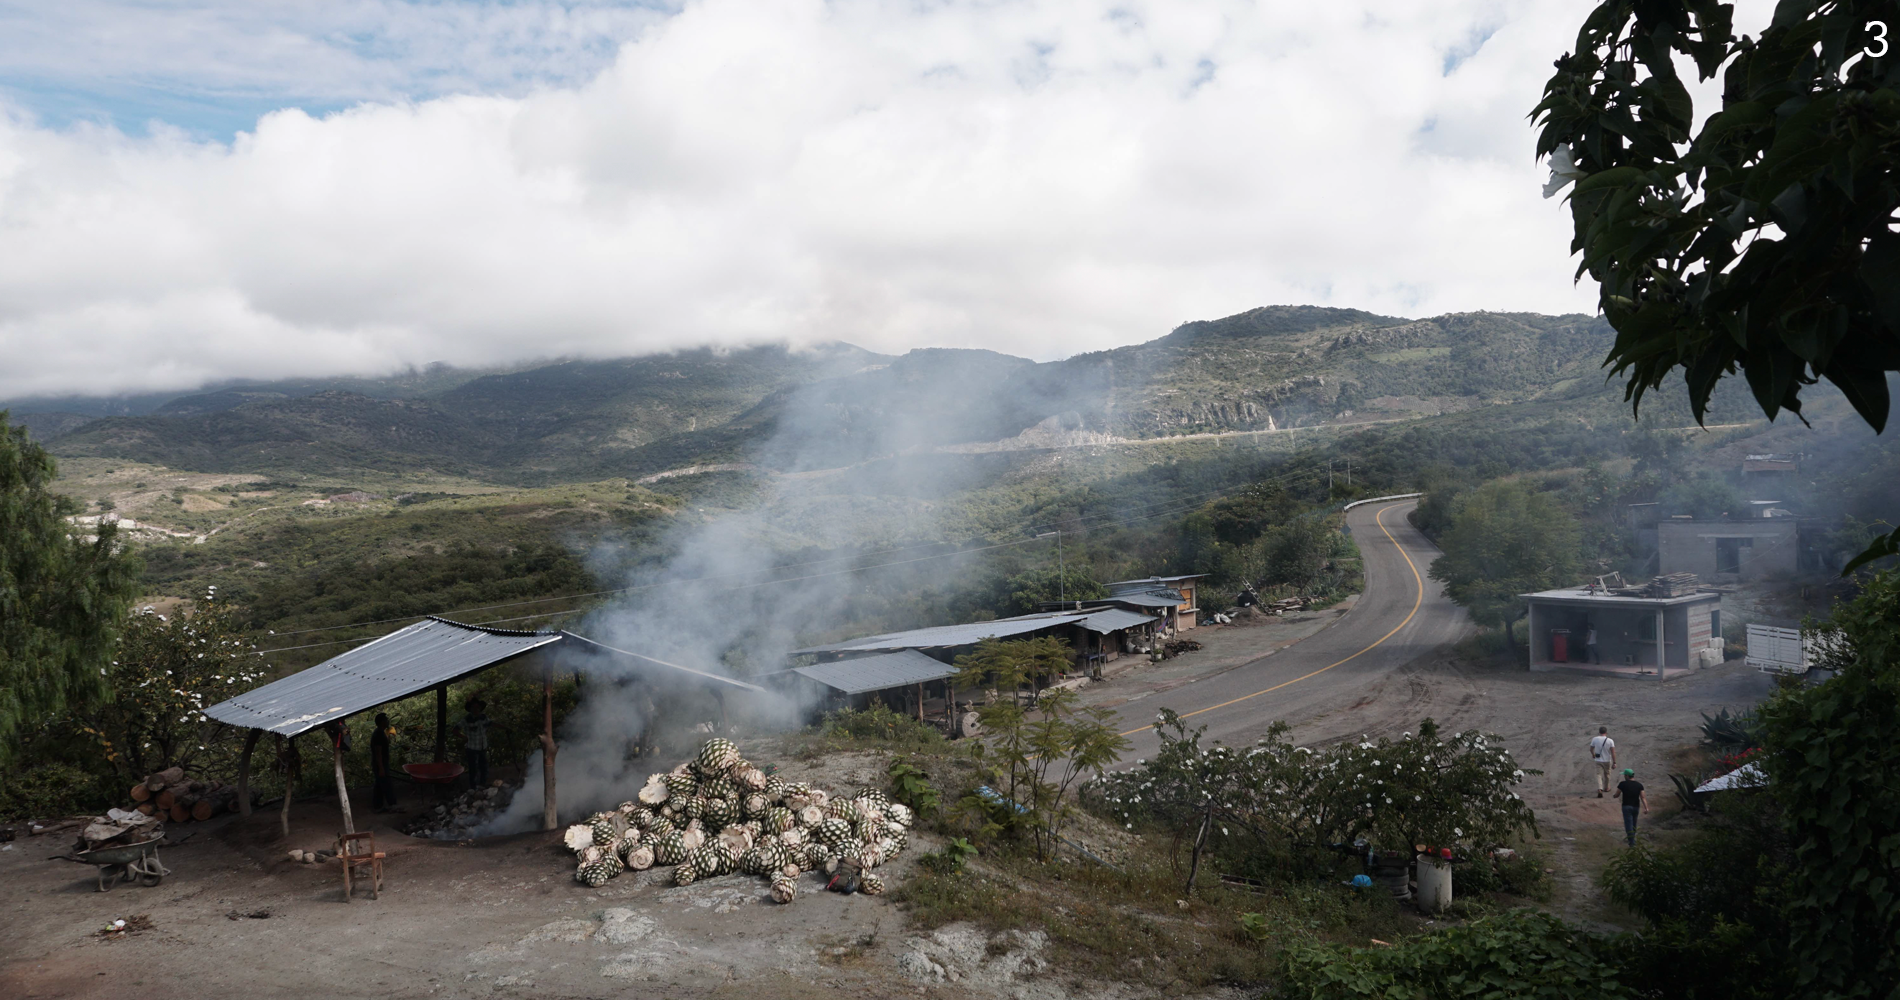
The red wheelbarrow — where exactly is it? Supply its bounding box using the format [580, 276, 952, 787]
[401, 762, 465, 800]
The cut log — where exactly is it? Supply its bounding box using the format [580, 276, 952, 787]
[156, 788, 177, 809]
[135, 803, 155, 816]
[192, 799, 214, 821]
[145, 767, 184, 792]
[169, 802, 190, 823]
[129, 783, 152, 802]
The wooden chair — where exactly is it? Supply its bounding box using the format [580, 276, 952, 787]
[337, 831, 385, 902]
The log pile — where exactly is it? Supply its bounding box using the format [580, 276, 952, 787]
[125, 767, 243, 825]
[564, 738, 911, 901]
[402, 782, 514, 839]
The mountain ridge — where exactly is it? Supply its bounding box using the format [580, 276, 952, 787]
[36, 306, 1616, 482]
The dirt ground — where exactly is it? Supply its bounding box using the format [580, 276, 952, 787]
[0, 611, 1775, 1000]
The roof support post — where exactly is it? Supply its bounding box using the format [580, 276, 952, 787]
[1656, 609, 1666, 679]
[279, 734, 298, 840]
[917, 681, 925, 723]
[434, 685, 448, 764]
[541, 667, 558, 831]
[331, 725, 355, 836]
[237, 727, 262, 818]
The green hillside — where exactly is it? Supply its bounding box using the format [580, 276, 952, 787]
[40, 306, 1621, 485]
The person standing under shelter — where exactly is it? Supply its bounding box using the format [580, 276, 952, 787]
[1614, 768, 1649, 846]
[1584, 621, 1601, 664]
[462, 697, 491, 789]
[1589, 726, 1617, 797]
[369, 712, 398, 812]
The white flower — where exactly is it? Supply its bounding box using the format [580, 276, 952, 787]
[1543, 145, 1588, 199]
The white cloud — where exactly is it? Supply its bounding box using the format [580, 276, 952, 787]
[0, 0, 1615, 399]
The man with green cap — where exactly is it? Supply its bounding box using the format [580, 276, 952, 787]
[1612, 768, 1648, 846]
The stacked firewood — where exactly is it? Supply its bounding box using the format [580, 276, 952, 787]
[125, 767, 242, 824]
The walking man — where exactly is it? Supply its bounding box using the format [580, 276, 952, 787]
[1589, 726, 1617, 797]
[1614, 768, 1649, 846]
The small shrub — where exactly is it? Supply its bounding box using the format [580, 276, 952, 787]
[1282, 909, 1636, 1000]
[0, 762, 114, 819]
[817, 704, 945, 749]
[917, 837, 979, 875]
[888, 758, 942, 816]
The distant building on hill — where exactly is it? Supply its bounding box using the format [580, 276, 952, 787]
[1741, 453, 1798, 497]
[1656, 513, 1799, 582]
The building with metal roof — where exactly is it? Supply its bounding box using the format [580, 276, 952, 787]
[793, 649, 958, 696]
[792, 613, 1089, 657]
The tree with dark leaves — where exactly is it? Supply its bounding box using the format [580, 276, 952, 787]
[1535, 0, 1900, 572]
[0, 413, 142, 764]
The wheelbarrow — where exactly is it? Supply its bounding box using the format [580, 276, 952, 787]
[401, 762, 466, 801]
[66, 836, 170, 892]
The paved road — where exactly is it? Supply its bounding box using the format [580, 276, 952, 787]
[1107, 499, 1473, 762]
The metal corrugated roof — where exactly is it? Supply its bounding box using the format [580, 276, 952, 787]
[793, 649, 958, 695]
[794, 614, 1086, 655]
[204, 617, 563, 736]
[1075, 608, 1160, 633]
[1098, 590, 1184, 608]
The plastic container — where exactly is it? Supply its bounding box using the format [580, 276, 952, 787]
[1416, 854, 1453, 913]
[1550, 629, 1571, 663]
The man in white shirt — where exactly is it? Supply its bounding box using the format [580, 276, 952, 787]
[1589, 727, 1617, 797]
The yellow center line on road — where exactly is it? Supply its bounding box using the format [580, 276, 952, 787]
[1116, 501, 1426, 739]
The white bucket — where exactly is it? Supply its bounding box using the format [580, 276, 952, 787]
[1415, 855, 1452, 913]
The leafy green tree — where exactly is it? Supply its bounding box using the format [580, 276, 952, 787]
[1535, 1, 1900, 571]
[1262, 518, 1333, 593]
[950, 636, 1127, 861]
[1001, 567, 1105, 615]
[1659, 472, 1746, 520]
[1429, 481, 1582, 651]
[75, 591, 266, 780]
[1756, 569, 1900, 998]
[0, 413, 142, 764]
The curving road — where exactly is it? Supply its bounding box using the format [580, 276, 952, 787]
[1105, 500, 1473, 762]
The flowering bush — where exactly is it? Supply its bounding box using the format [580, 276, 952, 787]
[75, 588, 267, 779]
[1089, 713, 1538, 890]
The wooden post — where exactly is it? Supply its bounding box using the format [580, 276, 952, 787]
[279, 735, 297, 839]
[541, 670, 558, 831]
[917, 681, 925, 722]
[237, 728, 262, 817]
[332, 726, 355, 836]
[434, 685, 448, 763]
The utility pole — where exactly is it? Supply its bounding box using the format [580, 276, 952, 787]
[1037, 530, 1065, 606]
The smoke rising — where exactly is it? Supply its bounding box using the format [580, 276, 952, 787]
[471, 359, 1063, 834]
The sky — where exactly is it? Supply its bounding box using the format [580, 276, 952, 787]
[0, 1, 1752, 400]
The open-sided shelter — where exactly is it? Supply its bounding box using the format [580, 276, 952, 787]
[205, 617, 760, 837]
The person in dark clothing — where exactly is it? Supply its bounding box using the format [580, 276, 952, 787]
[370, 712, 398, 812]
[1613, 768, 1648, 846]
[462, 698, 492, 789]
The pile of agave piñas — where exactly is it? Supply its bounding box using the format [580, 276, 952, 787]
[564, 737, 913, 902]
